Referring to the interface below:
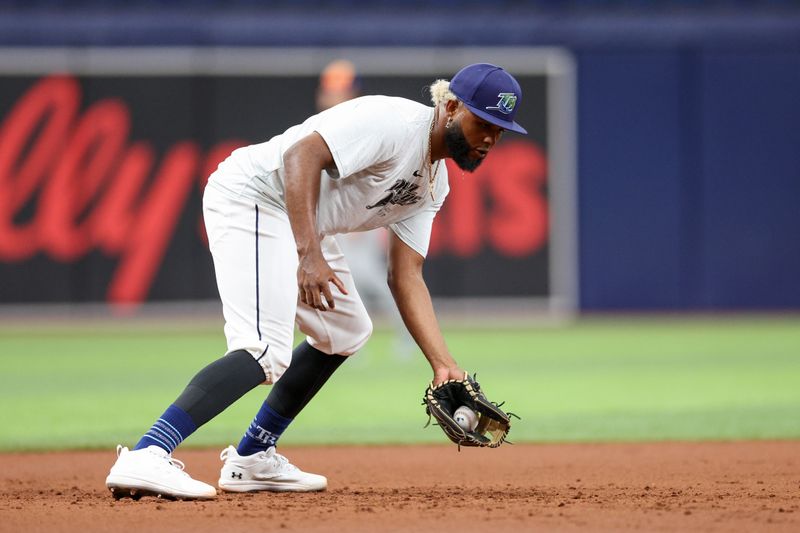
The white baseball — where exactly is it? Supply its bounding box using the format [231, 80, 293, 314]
[453, 406, 479, 432]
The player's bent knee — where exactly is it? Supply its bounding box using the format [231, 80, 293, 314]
[339, 316, 373, 355]
[303, 308, 373, 355]
[326, 313, 373, 356]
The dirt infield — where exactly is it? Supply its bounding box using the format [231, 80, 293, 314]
[0, 441, 798, 532]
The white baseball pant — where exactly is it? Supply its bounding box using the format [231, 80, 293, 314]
[203, 185, 373, 384]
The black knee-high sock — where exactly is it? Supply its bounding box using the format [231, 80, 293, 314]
[266, 341, 348, 418]
[236, 341, 348, 455]
[173, 349, 267, 427]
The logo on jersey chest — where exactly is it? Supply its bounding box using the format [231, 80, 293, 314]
[366, 179, 422, 213]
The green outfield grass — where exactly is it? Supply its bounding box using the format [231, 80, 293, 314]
[1, 315, 799, 451]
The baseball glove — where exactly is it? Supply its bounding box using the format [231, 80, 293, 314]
[423, 372, 514, 449]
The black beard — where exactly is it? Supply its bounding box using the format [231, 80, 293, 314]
[444, 120, 483, 172]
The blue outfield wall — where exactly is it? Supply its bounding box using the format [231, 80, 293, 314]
[1, 5, 799, 310]
[577, 50, 686, 310]
[578, 47, 800, 310]
[699, 51, 800, 310]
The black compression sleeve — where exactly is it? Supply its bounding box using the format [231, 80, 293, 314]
[173, 349, 266, 428]
[266, 341, 348, 419]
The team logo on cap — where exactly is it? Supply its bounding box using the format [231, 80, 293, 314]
[486, 93, 517, 115]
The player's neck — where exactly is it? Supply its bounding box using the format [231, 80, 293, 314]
[430, 105, 448, 163]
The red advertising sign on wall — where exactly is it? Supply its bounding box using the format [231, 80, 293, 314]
[0, 48, 575, 309]
[0, 75, 242, 303]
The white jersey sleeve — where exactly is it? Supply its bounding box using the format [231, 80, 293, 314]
[314, 98, 409, 179]
[388, 165, 449, 258]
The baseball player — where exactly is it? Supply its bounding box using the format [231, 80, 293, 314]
[105, 63, 527, 500]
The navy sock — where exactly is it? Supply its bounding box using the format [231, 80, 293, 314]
[236, 401, 293, 456]
[134, 404, 197, 454]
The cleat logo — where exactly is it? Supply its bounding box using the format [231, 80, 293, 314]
[231, 472, 243, 479]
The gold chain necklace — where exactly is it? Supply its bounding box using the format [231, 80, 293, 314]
[426, 109, 441, 202]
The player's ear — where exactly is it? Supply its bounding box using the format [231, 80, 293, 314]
[445, 98, 460, 117]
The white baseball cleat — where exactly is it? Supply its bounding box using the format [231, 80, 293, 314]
[218, 445, 327, 492]
[106, 445, 217, 500]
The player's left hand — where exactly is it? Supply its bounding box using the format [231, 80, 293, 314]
[432, 365, 466, 386]
[423, 372, 516, 449]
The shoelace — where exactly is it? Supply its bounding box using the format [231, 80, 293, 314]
[272, 452, 295, 471]
[219, 447, 297, 472]
[166, 457, 186, 472]
[147, 448, 188, 475]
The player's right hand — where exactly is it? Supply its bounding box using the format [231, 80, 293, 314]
[297, 249, 347, 311]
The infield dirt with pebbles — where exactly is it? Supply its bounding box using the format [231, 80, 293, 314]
[0, 441, 798, 532]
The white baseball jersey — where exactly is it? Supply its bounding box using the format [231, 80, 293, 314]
[204, 95, 449, 382]
[207, 95, 449, 257]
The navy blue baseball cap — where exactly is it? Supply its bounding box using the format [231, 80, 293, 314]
[449, 63, 527, 134]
